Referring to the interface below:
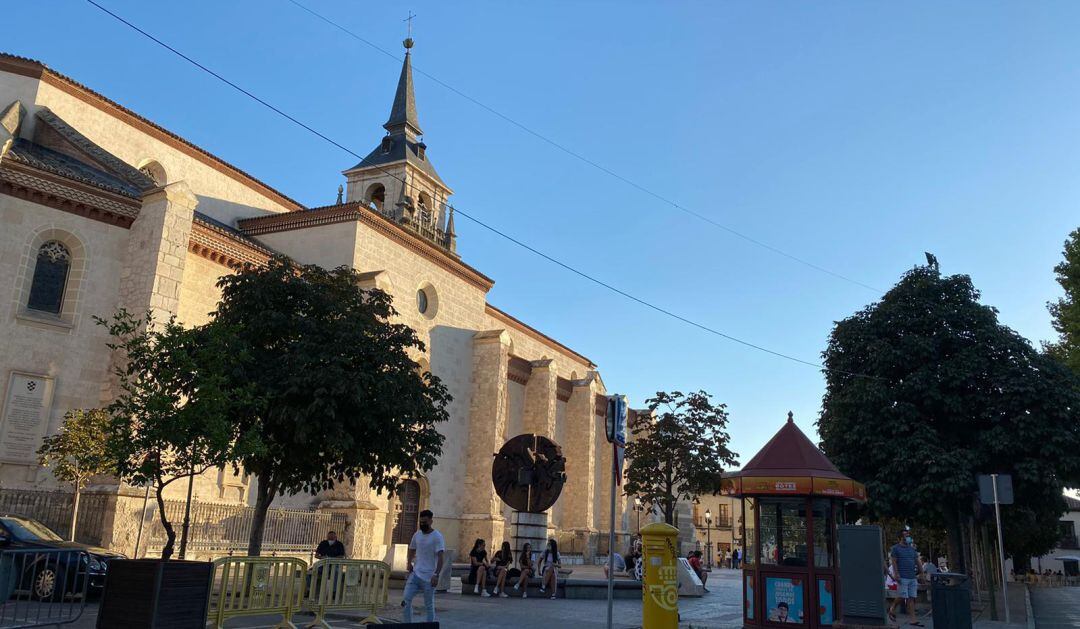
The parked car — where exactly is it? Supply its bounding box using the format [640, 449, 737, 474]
[0, 515, 124, 599]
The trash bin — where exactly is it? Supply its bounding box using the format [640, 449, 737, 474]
[931, 572, 972, 629]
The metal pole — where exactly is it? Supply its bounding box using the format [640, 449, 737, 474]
[133, 482, 151, 559]
[607, 442, 616, 629]
[178, 462, 195, 560]
[991, 474, 1009, 624]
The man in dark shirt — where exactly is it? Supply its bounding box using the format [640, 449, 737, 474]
[315, 530, 345, 560]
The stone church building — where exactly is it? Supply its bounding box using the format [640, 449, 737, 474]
[0, 44, 632, 560]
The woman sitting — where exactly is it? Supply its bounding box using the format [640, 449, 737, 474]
[468, 538, 491, 597]
[538, 538, 562, 599]
[491, 541, 514, 597]
[514, 542, 534, 598]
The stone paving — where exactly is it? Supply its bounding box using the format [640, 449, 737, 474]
[1029, 586, 1080, 629]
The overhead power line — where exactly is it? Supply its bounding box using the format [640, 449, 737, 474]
[82, 0, 881, 380]
[284, 0, 883, 294]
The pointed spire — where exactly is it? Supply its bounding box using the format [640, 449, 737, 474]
[384, 38, 422, 139]
[446, 205, 458, 254]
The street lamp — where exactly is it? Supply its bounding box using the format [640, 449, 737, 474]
[705, 508, 713, 570]
[634, 496, 643, 533]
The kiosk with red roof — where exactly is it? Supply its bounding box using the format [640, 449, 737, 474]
[723, 412, 867, 629]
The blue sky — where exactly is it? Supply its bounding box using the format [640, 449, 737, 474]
[10, 1, 1080, 461]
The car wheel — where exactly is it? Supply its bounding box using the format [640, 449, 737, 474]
[32, 565, 63, 601]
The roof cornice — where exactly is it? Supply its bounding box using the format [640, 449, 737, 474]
[238, 202, 494, 292]
[485, 303, 595, 369]
[0, 52, 304, 212]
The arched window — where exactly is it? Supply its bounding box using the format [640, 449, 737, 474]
[366, 183, 386, 211]
[417, 192, 432, 224]
[27, 241, 71, 314]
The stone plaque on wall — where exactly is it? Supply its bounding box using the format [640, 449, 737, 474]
[0, 372, 55, 464]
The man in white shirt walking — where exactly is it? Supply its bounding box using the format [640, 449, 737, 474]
[402, 509, 445, 623]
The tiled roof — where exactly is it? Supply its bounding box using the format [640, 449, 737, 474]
[346, 132, 446, 186]
[193, 211, 278, 258]
[5, 138, 141, 198]
[1066, 495, 1080, 511]
[0, 52, 303, 211]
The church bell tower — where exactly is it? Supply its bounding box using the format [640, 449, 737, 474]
[343, 36, 456, 253]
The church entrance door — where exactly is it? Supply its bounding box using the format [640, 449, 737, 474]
[391, 479, 421, 545]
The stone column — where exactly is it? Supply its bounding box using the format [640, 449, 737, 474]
[317, 478, 385, 560]
[563, 373, 601, 561]
[94, 484, 152, 558]
[521, 359, 558, 535]
[522, 359, 557, 437]
[460, 330, 510, 551]
[118, 181, 196, 321]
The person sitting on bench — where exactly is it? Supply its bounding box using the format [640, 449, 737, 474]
[492, 541, 514, 597]
[468, 538, 491, 597]
[514, 542, 535, 598]
[538, 538, 562, 599]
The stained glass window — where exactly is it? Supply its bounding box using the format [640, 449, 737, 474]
[27, 241, 70, 314]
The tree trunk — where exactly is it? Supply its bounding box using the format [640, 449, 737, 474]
[247, 472, 275, 556]
[69, 484, 81, 542]
[943, 506, 966, 575]
[156, 486, 176, 561]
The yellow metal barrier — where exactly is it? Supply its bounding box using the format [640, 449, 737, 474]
[208, 556, 307, 629]
[303, 559, 390, 626]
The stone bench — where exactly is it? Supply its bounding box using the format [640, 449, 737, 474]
[460, 568, 573, 599]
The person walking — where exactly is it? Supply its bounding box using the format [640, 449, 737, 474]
[314, 530, 345, 559]
[402, 510, 445, 623]
[890, 530, 923, 626]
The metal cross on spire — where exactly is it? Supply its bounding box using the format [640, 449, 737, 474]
[404, 11, 416, 40]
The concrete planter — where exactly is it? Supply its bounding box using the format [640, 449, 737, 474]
[96, 559, 213, 628]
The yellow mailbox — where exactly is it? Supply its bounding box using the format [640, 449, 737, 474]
[641, 522, 680, 629]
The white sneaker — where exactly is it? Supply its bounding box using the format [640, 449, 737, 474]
[540, 587, 546, 594]
[500, 592, 509, 598]
[482, 590, 492, 597]
[522, 591, 528, 599]
[550, 594, 556, 600]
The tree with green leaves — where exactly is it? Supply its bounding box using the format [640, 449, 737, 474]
[36, 408, 112, 541]
[98, 310, 257, 560]
[1046, 227, 1080, 375]
[819, 265, 1080, 573]
[623, 390, 738, 525]
[210, 256, 451, 556]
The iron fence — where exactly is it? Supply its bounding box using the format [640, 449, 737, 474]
[0, 490, 108, 546]
[554, 530, 632, 563]
[0, 548, 90, 628]
[145, 501, 348, 557]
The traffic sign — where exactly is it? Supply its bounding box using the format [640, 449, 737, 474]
[978, 474, 1013, 505]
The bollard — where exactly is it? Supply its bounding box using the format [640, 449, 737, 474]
[641, 522, 679, 629]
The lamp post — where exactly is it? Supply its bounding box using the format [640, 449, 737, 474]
[705, 508, 713, 570]
[634, 497, 642, 533]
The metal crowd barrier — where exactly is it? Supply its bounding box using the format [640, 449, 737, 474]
[0, 548, 90, 628]
[303, 559, 390, 627]
[207, 556, 306, 628]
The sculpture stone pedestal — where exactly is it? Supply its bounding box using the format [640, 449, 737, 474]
[511, 511, 548, 561]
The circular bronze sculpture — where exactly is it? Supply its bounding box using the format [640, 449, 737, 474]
[491, 434, 567, 513]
